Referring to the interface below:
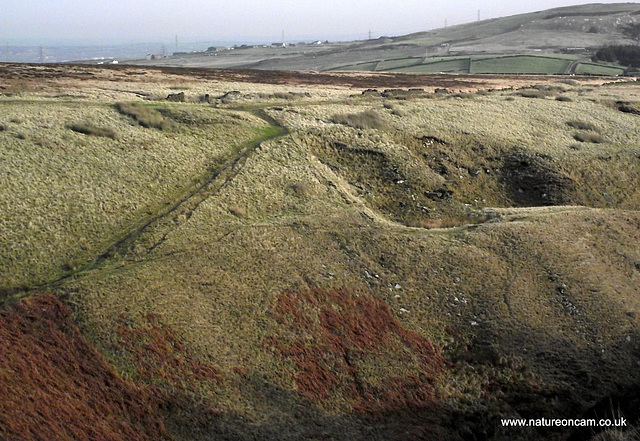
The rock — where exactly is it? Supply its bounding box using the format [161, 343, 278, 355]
[219, 90, 243, 103]
[617, 101, 640, 115]
[420, 135, 447, 146]
[361, 88, 381, 96]
[166, 92, 185, 102]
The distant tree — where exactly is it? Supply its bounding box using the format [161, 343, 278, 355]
[593, 46, 615, 63]
[593, 45, 640, 67]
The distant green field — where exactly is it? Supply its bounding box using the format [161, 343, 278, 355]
[470, 55, 572, 74]
[376, 57, 422, 71]
[333, 53, 624, 76]
[574, 62, 625, 76]
[392, 58, 471, 73]
[334, 61, 380, 71]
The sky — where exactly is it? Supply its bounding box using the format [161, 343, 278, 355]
[2, 0, 637, 46]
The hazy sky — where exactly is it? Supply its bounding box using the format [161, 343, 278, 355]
[2, 0, 637, 45]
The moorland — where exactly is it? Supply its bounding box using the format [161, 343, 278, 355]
[1, 60, 640, 441]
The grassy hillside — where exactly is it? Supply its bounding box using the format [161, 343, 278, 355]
[124, 3, 640, 74]
[1, 64, 640, 440]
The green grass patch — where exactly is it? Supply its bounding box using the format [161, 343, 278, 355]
[331, 61, 379, 72]
[470, 55, 571, 74]
[574, 62, 625, 76]
[393, 58, 471, 73]
[376, 58, 422, 71]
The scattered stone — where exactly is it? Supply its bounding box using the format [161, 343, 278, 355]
[420, 135, 448, 146]
[219, 90, 243, 103]
[361, 88, 381, 96]
[425, 188, 454, 200]
[558, 295, 579, 316]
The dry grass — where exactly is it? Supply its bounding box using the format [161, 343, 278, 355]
[115, 102, 175, 130]
[567, 120, 599, 131]
[0, 99, 270, 289]
[413, 214, 492, 229]
[0, 294, 172, 441]
[116, 312, 223, 387]
[228, 205, 246, 217]
[2, 65, 640, 441]
[331, 109, 387, 129]
[514, 89, 553, 98]
[267, 287, 445, 410]
[69, 121, 119, 139]
[573, 132, 606, 143]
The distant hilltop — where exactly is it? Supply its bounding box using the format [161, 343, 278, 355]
[120, 3, 640, 75]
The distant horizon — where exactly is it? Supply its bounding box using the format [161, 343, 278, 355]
[4, 33, 371, 48]
[4, 1, 638, 49]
